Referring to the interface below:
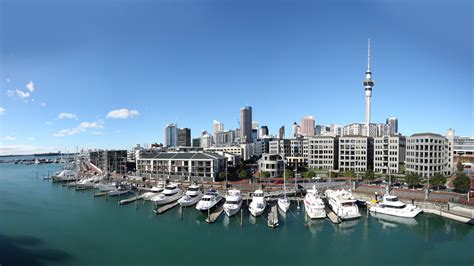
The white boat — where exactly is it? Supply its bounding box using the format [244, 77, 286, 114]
[150, 183, 183, 205]
[304, 186, 326, 219]
[52, 169, 77, 182]
[368, 191, 422, 218]
[324, 189, 361, 220]
[178, 183, 202, 207]
[107, 185, 130, 196]
[142, 192, 158, 201]
[196, 189, 222, 213]
[248, 189, 267, 217]
[277, 162, 291, 213]
[223, 189, 242, 217]
[95, 182, 117, 192]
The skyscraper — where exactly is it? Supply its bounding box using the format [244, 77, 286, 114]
[300, 115, 315, 136]
[261, 126, 269, 137]
[363, 38, 375, 137]
[164, 123, 178, 147]
[386, 117, 398, 135]
[177, 128, 191, 147]
[292, 122, 300, 137]
[279, 126, 285, 140]
[213, 120, 224, 135]
[240, 106, 252, 143]
[252, 121, 259, 138]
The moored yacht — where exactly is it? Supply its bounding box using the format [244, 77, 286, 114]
[304, 186, 326, 219]
[195, 189, 222, 213]
[178, 183, 202, 207]
[223, 189, 242, 217]
[150, 183, 183, 205]
[368, 192, 422, 218]
[248, 189, 267, 217]
[107, 184, 130, 196]
[324, 189, 361, 220]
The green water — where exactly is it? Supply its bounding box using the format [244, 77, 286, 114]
[1, 163, 473, 266]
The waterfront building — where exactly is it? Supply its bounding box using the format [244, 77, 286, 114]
[300, 116, 315, 137]
[343, 122, 378, 138]
[213, 120, 224, 135]
[258, 153, 284, 178]
[164, 123, 178, 147]
[209, 150, 241, 167]
[373, 135, 406, 174]
[206, 143, 254, 161]
[269, 139, 291, 158]
[386, 117, 399, 135]
[338, 136, 374, 173]
[177, 128, 191, 147]
[452, 135, 474, 164]
[307, 136, 339, 170]
[127, 144, 143, 163]
[240, 106, 253, 143]
[136, 151, 227, 181]
[405, 133, 451, 178]
[89, 150, 128, 174]
[261, 126, 269, 137]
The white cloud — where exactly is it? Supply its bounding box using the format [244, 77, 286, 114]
[53, 121, 104, 137]
[16, 89, 30, 99]
[27, 137, 35, 141]
[6, 90, 15, 97]
[26, 80, 34, 92]
[0, 107, 5, 115]
[58, 112, 78, 120]
[1, 136, 16, 141]
[0, 145, 61, 156]
[106, 108, 139, 119]
[41, 102, 46, 107]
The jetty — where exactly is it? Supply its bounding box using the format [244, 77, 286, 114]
[119, 194, 144, 205]
[94, 191, 108, 197]
[267, 205, 279, 228]
[326, 208, 341, 224]
[205, 202, 225, 223]
[154, 201, 179, 215]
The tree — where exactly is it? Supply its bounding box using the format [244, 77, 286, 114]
[364, 170, 375, 180]
[260, 171, 270, 178]
[284, 170, 294, 178]
[457, 162, 464, 173]
[453, 173, 470, 193]
[405, 173, 421, 188]
[305, 171, 316, 179]
[343, 170, 355, 178]
[218, 172, 227, 180]
[430, 173, 447, 189]
[239, 170, 249, 179]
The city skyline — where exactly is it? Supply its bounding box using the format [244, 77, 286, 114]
[1, 0, 472, 155]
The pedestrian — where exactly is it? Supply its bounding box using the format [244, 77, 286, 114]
[411, 197, 414, 205]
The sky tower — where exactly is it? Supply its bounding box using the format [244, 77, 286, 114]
[363, 38, 375, 136]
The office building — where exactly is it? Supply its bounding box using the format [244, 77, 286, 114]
[240, 106, 252, 143]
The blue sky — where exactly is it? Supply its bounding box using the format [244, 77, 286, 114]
[0, 0, 472, 154]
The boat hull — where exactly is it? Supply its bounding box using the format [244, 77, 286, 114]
[224, 202, 242, 217]
[151, 191, 184, 205]
[368, 205, 422, 218]
[178, 194, 202, 207]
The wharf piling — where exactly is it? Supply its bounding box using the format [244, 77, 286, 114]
[119, 195, 144, 205]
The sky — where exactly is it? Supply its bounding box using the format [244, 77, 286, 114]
[0, 0, 472, 155]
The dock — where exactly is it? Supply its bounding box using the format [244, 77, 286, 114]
[267, 205, 279, 228]
[205, 202, 225, 223]
[119, 195, 143, 205]
[76, 185, 93, 191]
[326, 208, 341, 224]
[154, 201, 179, 214]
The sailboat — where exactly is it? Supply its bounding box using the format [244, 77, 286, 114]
[277, 158, 290, 213]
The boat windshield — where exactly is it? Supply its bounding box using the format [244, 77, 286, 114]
[385, 197, 399, 202]
[165, 185, 176, 190]
[254, 193, 264, 197]
[202, 197, 211, 201]
[342, 202, 354, 207]
[188, 187, 199, 192]
[226, 200, 240, 205]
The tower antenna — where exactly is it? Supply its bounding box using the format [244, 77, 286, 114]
[367, 37, 371, 70]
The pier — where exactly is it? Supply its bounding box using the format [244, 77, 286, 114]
[154, 201, 179, 214]
[119, 194, 144, 205]
[326, 208, 341, 224]
[94, 191, 108, 197]
[205, 202, 225, 223]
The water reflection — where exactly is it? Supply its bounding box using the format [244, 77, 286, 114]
[371, 212, 419, 228]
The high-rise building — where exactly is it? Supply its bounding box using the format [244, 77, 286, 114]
[405, 133, 451, 178]
[338, 136, 374, 173]
[261, 126, 269, 137]
[214, 130, 236, 145]
[386, 117, 398, 135]
[307, 136, 339, 170]
[373, 135, 406, 174]
[201, 133, 213, 148]
[240, 106, 252, 143]
[252, 121, 259, 138]
[300, 116, 315, 136]
[164, 123, 178, 147]
[279, 126, 285, 140]
[363, 38, 375, 137]
[177, 128, 191, 147]
[213, 120, 224, 135]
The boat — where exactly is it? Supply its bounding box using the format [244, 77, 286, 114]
[304, 186, 326, 219]
[142, 192, 159, 201]
[107, 184, 130, 196]
[248, 189, 267, 217]
[52, 169, 77, 183]
[223, 189, 242, 217]
[150, 183, 183, 205]
[267, 205, 279, 228]
[324, 189, 361, 220]
[368, 188, 422, 218]
[277, 162, 291, 213]
[95, 182, 117, 192]
[195, 189, 222, 213]
[178, 183, 202, 207]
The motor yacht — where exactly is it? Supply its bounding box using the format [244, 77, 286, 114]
[304, 186, 326, 219]
[150, 183, 183, 205]
[107, 184, 130, 196]
[368, 191, 422, 218]
[223, 189, 243, 217]
[178, 183, 202, 207]
[324, 189, 361, 220]
[248, 189, 267, 217]
[196, 189, 222, 213]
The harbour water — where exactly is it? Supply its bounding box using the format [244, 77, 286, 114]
[1, 162, 473, 266]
